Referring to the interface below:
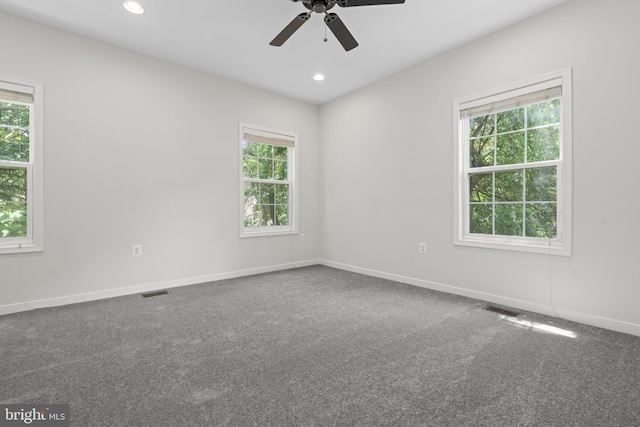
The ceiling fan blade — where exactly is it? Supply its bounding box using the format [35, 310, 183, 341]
[324, 13, 359, 51]
[270, 13, 311, 47]
[338, 0, 405, 6]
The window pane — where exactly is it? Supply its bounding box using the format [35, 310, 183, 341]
[243, 183, 260, 227]
[244, 182, 259, 203]
[274, 146, 287, 160]
[243, 157, 258, 179]
[469, 137, 494, 168]
[0, 202, 26, 238]
[527, 125, 559, 162]
[274, 160, 287, 181]
[275, 184, 289, 205]
[525, 203, 557, 238]
[0, 102, 29, 127]
[276, 205, 289, 226]
[497, 108, 524, 133]
[260, 205, 276, 226]
[496, 131, 524, 165]
[469, 114, 495, 138]
[0, 167, 28, 238]
[0, 102, 30, 162]
[525, 167, 557, 202]
[495, 203, 523, 236]
[470, 204, 492, 234]
[256, 143, 272, 158]
[245, 207, 263, 227]
[258, 158, 273, 180]
[495, 170, 523, 202]
[527, 99, 560, 128]
[259, 184, 275, 205]
[243, 141, 259, 157]
[469, 173, 492, 203]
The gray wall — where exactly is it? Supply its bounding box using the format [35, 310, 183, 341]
[0, 12, 321, 312]
[321, 0, 640, 335]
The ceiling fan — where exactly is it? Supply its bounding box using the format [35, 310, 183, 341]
[270, 0, 406, 51]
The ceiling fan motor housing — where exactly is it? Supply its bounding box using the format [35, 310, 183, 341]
[302, 1, 337, 13]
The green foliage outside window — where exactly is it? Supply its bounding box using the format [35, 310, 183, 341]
[243, 141, 289, 227]
[468, 99, 560, 238]
[0, 101, 30, 238]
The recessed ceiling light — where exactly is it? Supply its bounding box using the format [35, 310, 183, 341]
[313, 74, 325, 81]
[123, 1, 144, 14]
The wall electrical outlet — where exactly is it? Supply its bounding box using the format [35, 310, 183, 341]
[300, 233, 305, 242]
[419, 243, 427, 254]
[132, 244, 142, 257]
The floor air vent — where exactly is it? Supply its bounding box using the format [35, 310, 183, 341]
[141, 290, 169, 298]
[484, 305, 520, 317]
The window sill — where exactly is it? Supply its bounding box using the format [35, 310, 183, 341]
[455, 235, 570, 257]
[0, 241, 43, 255]
[240, 227, 297, 238]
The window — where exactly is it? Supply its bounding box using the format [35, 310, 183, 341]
[239, 123, 297, 237]
[453, 69, 572, 256]
[0, 76, 43, 254]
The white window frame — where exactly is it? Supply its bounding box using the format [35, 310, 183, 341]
[0, 75, 43, 255]
[239, 123, 297, 238]
[453, 68, 572, 256]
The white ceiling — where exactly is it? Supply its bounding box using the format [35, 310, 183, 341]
[0, 0, 567, 105]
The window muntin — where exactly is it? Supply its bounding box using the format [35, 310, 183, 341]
[454, 70, 571, 255]
[0, 76, 43, 254]
[240, 124, 296, 237]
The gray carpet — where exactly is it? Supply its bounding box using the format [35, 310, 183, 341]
[1, 265, 639, 426]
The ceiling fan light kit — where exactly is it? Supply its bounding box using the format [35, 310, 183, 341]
[270, 0, 406, 51]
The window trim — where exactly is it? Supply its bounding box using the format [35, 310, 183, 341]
[239, 122, 298, 238]
[453, 68, 572, 256]
[0, 74, 43, 255]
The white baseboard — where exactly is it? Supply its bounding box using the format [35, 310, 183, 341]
[0, 302, 32, 316]
[553, 308, 640, 337]
[4, 258, 639, 337]
[320, 260, 640, 337]
[0, 259, 320, 316]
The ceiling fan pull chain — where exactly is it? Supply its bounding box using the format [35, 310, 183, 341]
[324, 19, 328, 42]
